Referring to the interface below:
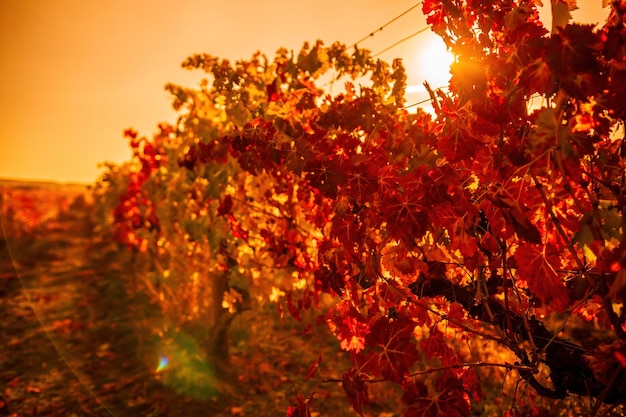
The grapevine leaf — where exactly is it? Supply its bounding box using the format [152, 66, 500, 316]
[342, 368, 369, 416]
[329, 300, 369, 353]
[307, 355, 322, 379]
[514, 243, 569, 311]
[402, 372, 471, 417]
[438, 120, 478, 162]
[459, 368, 485, 402]
[551, 1, 572, 33]
[358, 316, 419, 383]
[217, 195, 233, 216]
[489, 193, 542, 244]
[286, 390, 312, 417]
[419, 327, 459, 365]
[103, 4, 626, 409]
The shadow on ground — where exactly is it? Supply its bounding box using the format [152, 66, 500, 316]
[0, 195, 367, 417]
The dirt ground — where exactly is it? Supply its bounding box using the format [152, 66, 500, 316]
[0, 181, 367, 417]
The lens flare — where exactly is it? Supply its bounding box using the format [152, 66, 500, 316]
[156, 356, 169, 372]
[155, 329, 220, 399]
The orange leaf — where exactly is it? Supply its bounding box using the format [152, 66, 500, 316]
[26, 386, 40, 394]
[515, 243, 569, 311]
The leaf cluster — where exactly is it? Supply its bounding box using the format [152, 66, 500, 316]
[95, 1, 626, 415]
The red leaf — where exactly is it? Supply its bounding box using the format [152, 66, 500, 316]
[266, 80, 279, 102]
[518, 58, 552, 95]
[382, 188, 429, 245]
[217, 195, 233, 216]
[401, 377, 430, 414]
[303, 157, 346, 198]
[402, 372, 471, 417]
[286, 390, 311, 417]
[450, 218, 479, 258]
[359, 316, 419, 382]
[438, 124, 479, 163]
[329, 301, 369, 353]
[342, 368, 369, 416]
[514, 243, 569, 311]
[459, 368, 485, 402]
[8, 376, 19, 388]
[447, 302, 466, 322]
[419, 327, 459, 366]
[227, 214, 249, 241]
[123, 128, 138, 140]
[307, 355, 322, 379]
[489, 193, 542, 244]
[286, 291, 301, 321]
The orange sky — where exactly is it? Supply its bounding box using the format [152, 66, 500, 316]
[0, 1, 609, 184]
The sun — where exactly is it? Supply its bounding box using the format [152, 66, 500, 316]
[417, 36, 454, 89]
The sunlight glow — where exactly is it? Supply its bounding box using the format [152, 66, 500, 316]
[418, 37, 454, 89]
[405, 84, 426, 94]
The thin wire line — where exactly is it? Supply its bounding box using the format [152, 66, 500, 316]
[323, 3, 430, 90]
[349, 1, 423, 49]
[321, 24, 431, 89]
[373, 26, 430, 57]
[404, 96, 435, 109]
[404, 86, 450, 109]
[0, 195, 118, 417]
[404, 90, 544, 110]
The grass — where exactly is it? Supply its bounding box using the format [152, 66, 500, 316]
[0, 183, 366, 416]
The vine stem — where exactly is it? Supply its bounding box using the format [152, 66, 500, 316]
[475, 265, 515, 349]
[591, 365, 621, 417]
[529, 172, 593, 357]
[407, 361, 537, 377]
[501, 241, 514, 340]
[318, 361, 537, 384]
[406, 290, 511, 347]
[529, 172, 587, 274]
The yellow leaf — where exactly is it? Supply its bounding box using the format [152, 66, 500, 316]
[551, 0, 572, 33]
